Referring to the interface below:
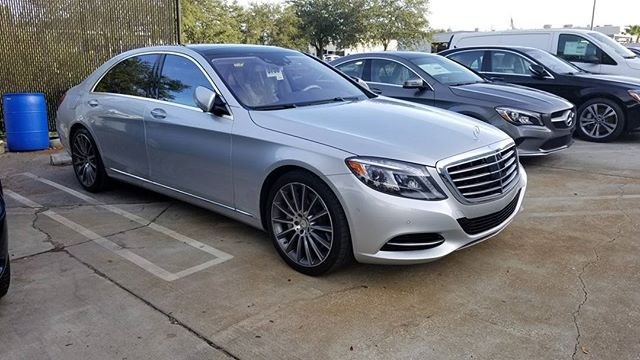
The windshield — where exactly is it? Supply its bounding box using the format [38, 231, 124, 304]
[590, 32, 636, 59]
[522, 48, 582, 74]
[208, 52, 367, 109]
[410, 55, 484, 85]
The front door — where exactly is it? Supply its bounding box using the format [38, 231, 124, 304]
[144, 54, 234, 207]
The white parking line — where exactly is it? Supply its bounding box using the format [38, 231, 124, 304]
[5, 189, 179, 281]
[9, 172, 234, 281]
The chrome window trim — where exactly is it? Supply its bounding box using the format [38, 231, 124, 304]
[435, 138, 519, 205]
[445, 48, 556, 80]
[110, 168, 253, 217]
[333, 56, 435, 91]
[90, 50, 234, 120]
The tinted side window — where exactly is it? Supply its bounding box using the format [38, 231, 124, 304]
[448, 51, 484, 71]
[94, 54, 159, 97]
[336, 60, 365, 79]
[557, 34, 602, 64]
[158, 54, 212, 107]
[490, 51, 533, 75]
[370, 59, 415, 85]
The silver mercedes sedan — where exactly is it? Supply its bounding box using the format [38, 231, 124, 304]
[57, 45, 527, 275]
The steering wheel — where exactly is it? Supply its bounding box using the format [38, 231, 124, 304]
[302, 85, 322, 92]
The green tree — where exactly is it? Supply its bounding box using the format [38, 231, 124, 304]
[626, 25, 640, 43]
[242, 3, 307, 50]
[290, 0, 368, 56]
[181, 0, 244, 44]
[367, 0, 429, 51]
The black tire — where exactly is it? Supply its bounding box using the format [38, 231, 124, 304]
[0, 261, 10, 299]
[265, 170, 352, 275]
[70, 128, 110, 192]
[576, 98, 626, 142]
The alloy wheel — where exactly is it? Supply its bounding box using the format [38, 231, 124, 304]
[270, 182, 333, 267]
[72, 133, 98, 187]
[579, 103, 618, 139]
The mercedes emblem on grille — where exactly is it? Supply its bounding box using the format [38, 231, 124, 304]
[566, 111, 575, 127]
[472, 126, 480, 140]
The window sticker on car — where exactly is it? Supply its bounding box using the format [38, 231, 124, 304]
[266, 68, 284, 80]
[564, 42, 588, 56]
[420, 63, 450, 76]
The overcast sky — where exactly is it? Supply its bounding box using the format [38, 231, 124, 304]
[429, 0, 639, 31]
[236, 0, 639, 32]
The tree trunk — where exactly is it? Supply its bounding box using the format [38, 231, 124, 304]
[383, 41, 389, 51]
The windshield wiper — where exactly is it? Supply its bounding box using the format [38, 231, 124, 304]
[252, 103, 298, 111]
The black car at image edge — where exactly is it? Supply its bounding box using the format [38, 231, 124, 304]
[440, 46, 640, 142]
[0, 179, 9, 298]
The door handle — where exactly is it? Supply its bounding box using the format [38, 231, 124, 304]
[150, 108, 167, 119]
[370, 87, 383, 94]
[88, 99, 99, 107]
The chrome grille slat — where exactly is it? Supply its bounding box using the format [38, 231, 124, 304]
[456, 163, 518, 190]
[442, 143, 520, 203]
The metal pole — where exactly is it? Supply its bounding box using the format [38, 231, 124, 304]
[176, 0, 182, 45]
[590, 0, 596, 30]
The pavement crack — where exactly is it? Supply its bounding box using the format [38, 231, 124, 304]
[60, 249, 241, 360]
[571, 249, 596, 360]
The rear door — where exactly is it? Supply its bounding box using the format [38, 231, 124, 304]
[88, 54, 160, 177]
[144, 53, 234, 207]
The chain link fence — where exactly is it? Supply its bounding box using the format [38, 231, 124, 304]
[0, 0, 179, 134]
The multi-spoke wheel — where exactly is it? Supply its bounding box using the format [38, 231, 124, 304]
[71, 128, 109, 192]
[266, 171, 352, 275]
[577, 98, 625, 142]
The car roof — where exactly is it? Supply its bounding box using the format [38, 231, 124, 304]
[186, 44, 300, 58]
[341, 51, 437, 60]
[441, 45, 539, 54]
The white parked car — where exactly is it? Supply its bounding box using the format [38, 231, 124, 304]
[448, 29, 640, 77]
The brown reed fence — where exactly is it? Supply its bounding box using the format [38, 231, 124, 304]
[0, 0, 180, 134]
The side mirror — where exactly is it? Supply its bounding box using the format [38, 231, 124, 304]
[194, 86, 230, 117]
[403, 78, 427, 89]
[350, 76, 370, 90]
[529, 64, 550, 78]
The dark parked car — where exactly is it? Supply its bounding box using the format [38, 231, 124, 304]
[0, 179, 9, 298]
[441, 46, 640, 142]
[331, 52, 576, 156]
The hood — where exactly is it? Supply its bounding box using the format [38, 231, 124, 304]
[576, 73, 640, 87]
[627, 57, 640, 71]
[449, 82, 572, 113]
[249, 97, 509, 166]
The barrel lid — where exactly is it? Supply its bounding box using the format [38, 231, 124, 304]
[3, 92, 46, 97]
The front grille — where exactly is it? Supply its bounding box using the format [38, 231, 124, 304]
[457, 190, 521, 235]
[444, 144, 519, 202]
[550, 109, 575, 129]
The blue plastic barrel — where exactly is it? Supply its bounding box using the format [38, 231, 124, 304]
[2, 93, 50, 151]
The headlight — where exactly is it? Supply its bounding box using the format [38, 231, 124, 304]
[496, 107, 544, 126]
[345, 157, 446, 200]
[629, 90, 640, 103]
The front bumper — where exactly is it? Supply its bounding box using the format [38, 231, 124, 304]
[327, 165, 527, 265]
[489, 112, 576, 157]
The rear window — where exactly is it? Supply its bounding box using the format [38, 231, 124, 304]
[94, 54, 159, 98]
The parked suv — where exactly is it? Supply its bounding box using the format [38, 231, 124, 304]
[447, 29, 640, 77]
[332, 52, 576, 156]
[441, 46, 640, 142]
[57, 45, 527, 275]
[0, 179, 9, 298]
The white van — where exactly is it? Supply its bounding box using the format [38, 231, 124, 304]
[448, 29, 640, 77]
